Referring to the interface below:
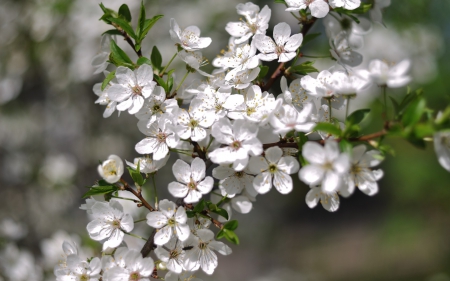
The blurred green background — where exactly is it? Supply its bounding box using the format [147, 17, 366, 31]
[0, 0, 449, 280]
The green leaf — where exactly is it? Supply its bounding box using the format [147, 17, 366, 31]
[186, 210, 195, 218]
[216, 229, 226, 239]
[289, 61, 318, 75]
[211, 208, 229, 220]
[414, 123, 435, 138]
[118, 4, 132, 22]
[257, 65, 269, 79]
[398, 88, 423, 115]
[407, 135, 426, 149]
[151, 46, 163, 70]
[107, 17, 136, 39]
[303, 33, 321, 45]
[389, 96, 400, 118]
[314, 122, 342, 137]
[207, 202, 218, 212]
[223, 229, 240, 245]
[101, 70, 116, 91]
[137, 57, 152, 66]
[99, 3, 116, 20]
[153, 74, 168, 92]
[274, 0, 287, 3]
[110, 40, 134, 67]
[193, 199, 206, 213]
[140, 15, 164, 42]
[339, 139, 353, 155]
[224, 220, 238, 231]
[351, 3, 372, 14]
[82, 185, 118, 198]
[135, 44, 141, 52]
[126, 164, 144, 187]
[135, 1, 145, 40]
[102, 29, 123, 36]
[167, 75, 174, 93]
[402, 98, 426, 127]
[346, 109, 370, 125]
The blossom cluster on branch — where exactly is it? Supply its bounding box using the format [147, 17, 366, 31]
[55, 1, 450, 280]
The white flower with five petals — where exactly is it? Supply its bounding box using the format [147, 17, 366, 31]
[285, 0, 330, 18]
[168, 158, 214, 203]
[170, 18, 212, 51]
[146, 199, 190, 245]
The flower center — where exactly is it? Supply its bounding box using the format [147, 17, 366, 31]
[80, 274, 89, 281]
[199, 241, 208, 249]
[275, 45, 285, 56]
[269, 164, 277, 174]
[129, 271, 141, 281]
[235, 171, 244, 178]
[323, 162, 333, 170]
[156, 132, 167, 143]
[169, 249, 180, 259]
[189, 119, 199, 128]
[167, 218, 176, 227]
[230, 140, 242, 151]
[188, 179, 197, 190]
[103, 161, 117, 176]
[246, 107, 256, 116]
[152, 104, 162, 114]
[351, 164, 362, 174]
[132, 85, 143, 96]
[111, 219, 121, 229]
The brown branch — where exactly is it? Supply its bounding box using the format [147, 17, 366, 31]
[140, 229, 156, 257]
[261, 18, 317, 92]
[111, 23, 142, 58]
[184, 203, 224, 230]
[120, 179, 154, 211]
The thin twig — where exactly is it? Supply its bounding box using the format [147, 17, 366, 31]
[111, 23, 142, 58]
[120, 179, 154, 212]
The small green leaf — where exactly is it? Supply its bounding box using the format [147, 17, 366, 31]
[314, 122, 342, 137]
[289, 61, 318, 75]
[186, 210, 195, 218]
[402, 98, 426, 127]
[351, 3, 372, 14]
[118, 4, 132, 22]
[101, 70, 116, 91]
[257, 65, 269, 79]
[107, 17, 136, 39]
[274, 0, 287, 3]
[153, 74, 168, 92]
[346, 109, 370, 125]
[151, 46, 163, 70]
[216, 229, 225, 239]
[193, 199, 206, 213]
[102, 29, 122, 36]
[389, 96, 400, 118]
[167, 75, 174, 93]
[223, 229, 240, 245]
[110, 40, 134, 67]
[140, 15, 164, 42]
[414, 123, 435, 138]
[137, 57, 152, 66]
[339, 139, 353, 155]
[82, 185, 118, 198]
[303, 33, 321, 45]
[126, 165, 144, 187]
[207, 203, 218, 212]
[224, 220, 238, 231]
[136, 1, 146, 39]
[211, 208, 229, 220]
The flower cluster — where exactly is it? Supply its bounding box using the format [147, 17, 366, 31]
[55, 1, 450, 280]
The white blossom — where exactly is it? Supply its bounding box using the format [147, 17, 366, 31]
[270, 103, 316, 136]
[56, 255, 101, 281]
[329, 0, 361, 10]
[305, 185, 340, 212]
[330, 31, 363, 67]
[170, 18, 212, 51]
[225, 3, 271, 44]
[91, 34, 111, 74]
[97, 154, 124, 184]
[93, 82, 117, 118]
[126, 154, 169, 174]
[176, 99, 215, 141]
[434, 131, 450, 172]
[299, 141, 350, 192]
[209, 118, 263, 171]
[340, 145, 384, 197]
[359, 59, 411, 88]
[135, 86, 179, 122]
[86, 200, 134, 250]
[146, 199, 190, 245]
[249, 146, 300, 194]
[183, 229, 232, 275]
[254, 22, 303, 62]
[168, 158, 214, 203]
[285, 0, 330, 18]
[155, 237, 186, 274]
[107, 65, 156, 114]
[102, 247, 154, 281]
[135, 113, 180, 160]
[178, 50, 213, 77]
